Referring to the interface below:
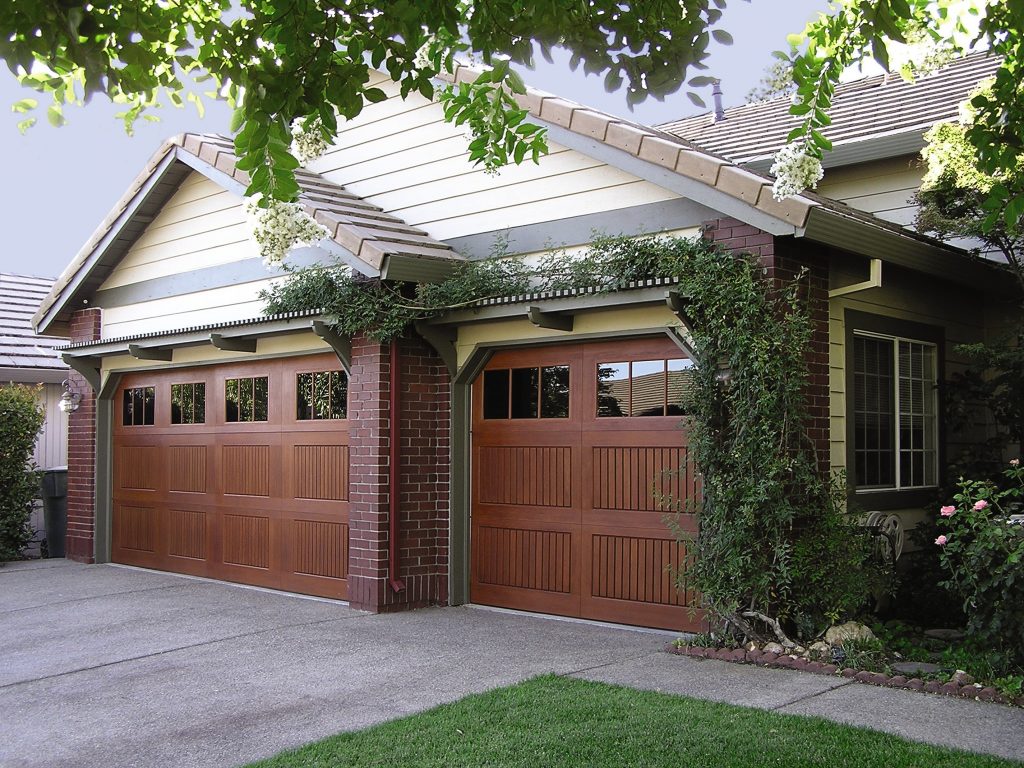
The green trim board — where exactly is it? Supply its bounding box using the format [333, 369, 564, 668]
[843, 308, 946, 511]
[93, 372, 121, 564]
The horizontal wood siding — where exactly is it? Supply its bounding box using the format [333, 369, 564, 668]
[308, 77, 680, 242]
[818, 155, 923, 228]
[828, 256, 1011, 529]
[97, 172, 279, 340]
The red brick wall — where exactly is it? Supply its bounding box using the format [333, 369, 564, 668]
[347, 333, 450, 612]
[66, 308, 102, 562]
[703, 218, 831, 471]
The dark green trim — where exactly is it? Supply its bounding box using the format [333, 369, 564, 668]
[94, 372, 121, 563]
[843, 309, 945, 510]
[449, 381, 471, 605]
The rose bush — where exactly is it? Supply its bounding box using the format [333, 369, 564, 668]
[936, 462, 1024, 662]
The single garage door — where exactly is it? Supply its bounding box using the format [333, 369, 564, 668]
[112, 352, 350, 599]
[471, 337, 703, 631]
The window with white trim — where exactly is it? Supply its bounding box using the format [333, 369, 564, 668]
[852, 332, 938, 491]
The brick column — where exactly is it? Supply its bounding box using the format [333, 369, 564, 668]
[66, 308, 102, 562]
[703, 218, 831, 471]
[347, 333, 450, 612]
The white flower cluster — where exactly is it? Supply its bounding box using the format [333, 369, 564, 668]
[770, 142, 824, 201]
[290, 116, 328, 165]
[245, 196, 330, 268]
[413, 37, 436, 70]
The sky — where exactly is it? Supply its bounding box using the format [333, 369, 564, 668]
[0, 0, 829, 280]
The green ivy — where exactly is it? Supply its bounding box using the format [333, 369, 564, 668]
[0, 384, 45, 562]
[264, 235, 878, 638]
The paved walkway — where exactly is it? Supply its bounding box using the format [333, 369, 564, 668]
[2, 559, 1022, 767]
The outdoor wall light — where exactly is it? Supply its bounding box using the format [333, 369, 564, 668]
[58, 380, 81, 414]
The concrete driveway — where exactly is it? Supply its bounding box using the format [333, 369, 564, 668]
[3, 559, 1023, 768]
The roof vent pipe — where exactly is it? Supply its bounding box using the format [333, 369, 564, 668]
[712, 80, 726, 122]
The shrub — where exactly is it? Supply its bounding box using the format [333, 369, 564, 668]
[0, 384, 46, 561]
[936, 461, 1024, 662]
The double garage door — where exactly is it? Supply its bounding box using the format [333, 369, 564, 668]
[470, 337, 703, 631]
[112, 353, 349, 600]
[111, 339, 700, 629]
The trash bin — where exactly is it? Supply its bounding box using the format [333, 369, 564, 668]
[40, 467, 67, 559]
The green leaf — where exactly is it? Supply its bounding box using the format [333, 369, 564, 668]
[711, 30, 733, 46]
[365, 87, 388, 103]
[11, 98, 37, 114]
[46, 104, 65, 127]
[230, 107, 246, 133]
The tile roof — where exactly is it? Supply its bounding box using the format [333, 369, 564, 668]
[655, 51, 1001, 164]
[0, 274, 67, 373]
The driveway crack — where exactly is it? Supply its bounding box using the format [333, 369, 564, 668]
[770, 677, 855, 711]
[561, 650, 663, 678]
[0, 584, 194, 616]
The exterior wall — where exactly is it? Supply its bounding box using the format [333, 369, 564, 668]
[33, 383, 68, 471]
[95, 172, 276, 340]
[827, 252, 1001, 530]
[703, 218, 831, 471]
[308, 75, 681, 243]
[818, 155, 923, 228]
[347, 333, 450, 612]
[66, 308, 102, 562]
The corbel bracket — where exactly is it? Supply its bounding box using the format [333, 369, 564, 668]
[527, 305, 574, 332]
[128, 343, 173, 361]
[61, 354, 101, 391]
[210, 333, 257, 353]
[415, 322, 458, 377]
[311, 320, 352, 375]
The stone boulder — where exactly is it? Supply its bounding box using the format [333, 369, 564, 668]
[825, 621, 876, 646]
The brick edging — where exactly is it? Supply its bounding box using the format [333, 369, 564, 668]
[666, 644, 1022, 706]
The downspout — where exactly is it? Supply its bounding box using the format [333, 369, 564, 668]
[388, 339, 406, 593]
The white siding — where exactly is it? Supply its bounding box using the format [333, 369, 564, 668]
[97, 172, 278, 340]
[33, 383, 67, 471]
[308, 76, 681, 242]
[818, 155, 923, 227]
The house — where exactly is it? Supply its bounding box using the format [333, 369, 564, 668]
[33, 53, 1015, 631]
[1, 273, 70, 553]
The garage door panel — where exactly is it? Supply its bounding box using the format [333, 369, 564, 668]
[471, 337, 700, 630]
[471, 520, 580, 615]
[112, 353, 349, 601]
[581, 524, 704, 631]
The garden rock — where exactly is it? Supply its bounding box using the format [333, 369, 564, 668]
[824, 621, 875, 646]
[808, 641, 829, 658]
[762, 642, 785, 654]
[950, 670, 975, 686]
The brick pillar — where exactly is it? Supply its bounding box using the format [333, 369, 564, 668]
[66, 308, 102, 562]
[347, 333, 450, 612]
[703, 218, 831, 471]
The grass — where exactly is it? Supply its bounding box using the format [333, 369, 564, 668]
[247, 675, 1021, 768]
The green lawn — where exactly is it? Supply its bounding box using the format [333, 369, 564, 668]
[248, 675, 1021, 767]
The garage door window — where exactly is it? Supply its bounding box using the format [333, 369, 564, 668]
[170, 382, 206, 424]
[597, 359, 693, 417]
[483, 365, 570, 419]
[297, 371, 347, 420]
[225, 376, 269, 422]
[122, 386, 155, 426]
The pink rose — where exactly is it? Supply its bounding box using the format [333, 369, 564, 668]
[973, 500, 989, 511]
[935, 535, 948, 546]
[1012, 459, 1020, 467]
[940, 505, 956, 517]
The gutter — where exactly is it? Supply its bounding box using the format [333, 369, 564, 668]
[388, 339, 406, 594]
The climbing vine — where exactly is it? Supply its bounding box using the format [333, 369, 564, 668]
[263, 235, 879, 640]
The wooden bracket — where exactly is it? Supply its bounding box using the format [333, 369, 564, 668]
[210, 333, 257, 353]
[128, 343, 173, 361]
[665, 291, 701, 365]
[415, 322, 458, 377]
[61, 354, 101, 391]
[527, 306, 574, 332]
[311, 320, 352, 375]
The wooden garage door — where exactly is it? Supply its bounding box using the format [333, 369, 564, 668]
[111, 353, 350, 599]
[470, 338, 703, 631]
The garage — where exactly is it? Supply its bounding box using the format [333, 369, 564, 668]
[470, 337, 704, 631]
[111, 352, 350, 600]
